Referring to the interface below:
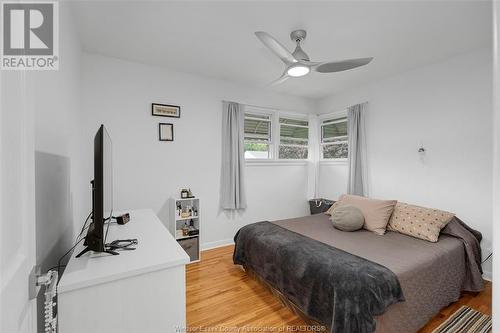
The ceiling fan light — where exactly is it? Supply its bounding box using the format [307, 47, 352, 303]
[287, 65, 310, 77]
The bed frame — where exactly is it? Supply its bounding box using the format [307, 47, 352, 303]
[242, 265, 329, 331]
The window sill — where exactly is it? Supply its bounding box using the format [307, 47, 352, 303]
[245, 159, 309, 167]
[319, 159, 348, 166]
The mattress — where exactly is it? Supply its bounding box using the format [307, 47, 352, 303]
[272, 213, 467, 333]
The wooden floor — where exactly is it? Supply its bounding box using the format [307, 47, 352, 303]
[186, 245, 491, 332]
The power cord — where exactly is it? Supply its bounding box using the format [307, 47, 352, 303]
[48, 238, 85, 280]
[482, 253, 492, 264]
[47, 211, 92, 279]
[77, 211, 92, 239]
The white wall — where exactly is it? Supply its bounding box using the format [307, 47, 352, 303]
[29, 3, 84, 331]
[80, 53, 315, 249]
[317, 48, 493, 277]
[33, 1, 84, 264]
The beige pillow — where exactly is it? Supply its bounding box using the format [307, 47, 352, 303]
[387, 202, 455, 242]
[330, 205, 365, 232]
[326, 194, 397, 235]
[325, 200, 341, 215]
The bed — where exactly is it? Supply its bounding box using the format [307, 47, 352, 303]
[233, 213, 484, 333]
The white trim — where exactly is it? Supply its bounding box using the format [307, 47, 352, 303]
[200, 239, 234, 251]
[279, 143, 308, 148]
[245, 160, 308, 166]
[319, 159, 348, 166]
[317, 109, 348, 121]
[224, 100, 308, 116]
[277, 110, 309, 121]
[483, 270, 492, 281]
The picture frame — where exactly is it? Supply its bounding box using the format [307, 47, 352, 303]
[152, 103, 181, 118]
[159, 123, 174, 141]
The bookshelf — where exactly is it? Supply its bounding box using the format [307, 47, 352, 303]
[169, 197, 200, 263]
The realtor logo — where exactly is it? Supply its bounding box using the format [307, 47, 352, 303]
[1, 1, 58, 70]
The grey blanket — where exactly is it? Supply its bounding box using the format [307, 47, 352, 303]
[233, 221, 405, 333]
[441, 217, 484, 292]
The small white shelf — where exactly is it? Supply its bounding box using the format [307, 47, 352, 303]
[176, 197, 197, 201]
[169, 197, 201, 263]
[175, 215, 199, 221]
[175, 230, 199, 240]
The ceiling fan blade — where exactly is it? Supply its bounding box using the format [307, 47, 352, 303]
[269, 73, 290, 86]
[300, 60, 321, 67]
[255, 31, 297, 65]
[314, 57, 373, 73]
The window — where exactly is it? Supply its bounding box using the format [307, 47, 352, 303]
[279, 117, 308, 159]
[321, 117, 348, 159]
[244, 112, 272, 159]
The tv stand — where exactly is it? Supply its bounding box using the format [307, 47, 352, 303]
[58, 209, 189, 333]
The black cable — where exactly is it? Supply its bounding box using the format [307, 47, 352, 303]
[76, 211, 93, 241]
[49, 213, 124, 280]
[46, 211, 92, 280]
[104, 216, 115, 244]
[106, 239, 137, 252]
[482, 253, 492, 264]
[47, 264, 66, 272]
[53, 238, 85, 281]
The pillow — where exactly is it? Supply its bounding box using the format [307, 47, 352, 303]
[330, 205, 365, 232]
[327, 194, 397, 235]
[387, 202, 455, 242]
[325, 200, 341, 215]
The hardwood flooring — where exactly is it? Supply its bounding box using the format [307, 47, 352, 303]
[186, 245, 491, 332]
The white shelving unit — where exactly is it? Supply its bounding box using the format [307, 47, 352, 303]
[169, 197, 200, 263]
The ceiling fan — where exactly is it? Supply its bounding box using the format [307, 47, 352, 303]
[255, 30, 373, 85]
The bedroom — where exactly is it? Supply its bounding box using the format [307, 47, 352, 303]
[1, 1, 499, 333]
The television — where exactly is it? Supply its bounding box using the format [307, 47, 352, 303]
[76, 124, 115, 257]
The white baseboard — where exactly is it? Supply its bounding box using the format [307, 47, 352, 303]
[200, 239, 234, 251]
[483, 270, 492, 281]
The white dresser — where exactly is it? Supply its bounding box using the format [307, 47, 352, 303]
[58, 209, 189, 333]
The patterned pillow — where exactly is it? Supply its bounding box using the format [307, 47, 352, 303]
[387, 202, 455, 242]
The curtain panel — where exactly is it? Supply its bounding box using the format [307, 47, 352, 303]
[220, 101, 247, 210]
[347, 102, 368, 196]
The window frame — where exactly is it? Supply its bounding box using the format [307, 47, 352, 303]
[277, 112, 310, 161]
[319, 109, 348, 162]
[244, 107, 275, 161]
[244, 108, 310, 163]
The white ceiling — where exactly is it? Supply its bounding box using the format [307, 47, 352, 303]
[71, 1, 492, 99]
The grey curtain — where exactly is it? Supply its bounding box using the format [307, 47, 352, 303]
[347, 103, 368, 196]
[220, 102, 247, 210]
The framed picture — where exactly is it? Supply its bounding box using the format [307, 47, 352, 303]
[152, 103, 181, 118]
[159, 123, 174, 141]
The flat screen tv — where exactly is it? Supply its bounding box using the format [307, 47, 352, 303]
[76, 124, 114, 257]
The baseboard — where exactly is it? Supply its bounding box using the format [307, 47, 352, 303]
[200, 239, 234, 251]
[482, 270, 492, 281]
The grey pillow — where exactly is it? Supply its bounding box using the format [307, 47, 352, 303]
[330, 205, 365, 232]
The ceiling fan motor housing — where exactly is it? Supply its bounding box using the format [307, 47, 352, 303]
[290, 30, 309, 61]
[290, 29, 307, 43]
